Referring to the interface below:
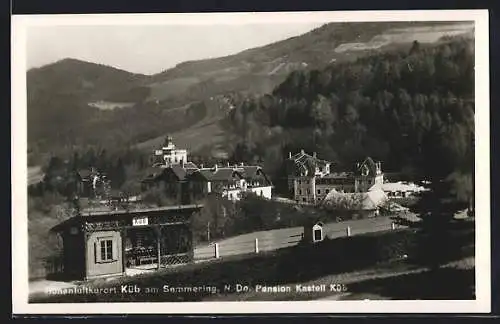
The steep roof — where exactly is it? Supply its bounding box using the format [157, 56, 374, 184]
[170, 164, 188, 180]
[142, 166, 165, 182]
[236, 166, 261, 179]
[289, 150, 331, 176]
[183, 162, 198, 169]
[237, 165, 272, 185]
[356, 157, 379, 176]
[210, 168, 243, 181]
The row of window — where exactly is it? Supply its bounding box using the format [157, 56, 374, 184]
[298, 188, 333, 195]
[316, 179, 353, 185]
[386, 191, 415, 197]
[296, 197, 323, 203]
[228, 190, 265, 200]
[297, 187, 359, 197]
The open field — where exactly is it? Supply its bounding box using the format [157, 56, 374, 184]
[134, 98, 228, 154]
[87, 101, 135, 110]
[194, 215, 407, 259]
[335, 22, 473, 53]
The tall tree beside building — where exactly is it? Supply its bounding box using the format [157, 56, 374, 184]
[410, 173, 472, 271]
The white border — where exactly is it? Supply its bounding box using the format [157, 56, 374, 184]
[12, 10, 490, 314]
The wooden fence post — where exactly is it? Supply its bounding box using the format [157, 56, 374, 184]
[346, 226, 351, 237]
[254, 238, 259, 254]
[214, 243, 219, 259]
[391, 222, 396, 230]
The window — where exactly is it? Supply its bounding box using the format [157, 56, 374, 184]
[302, 198, 306, 202]
[317, 189, 321, 194]
[326, 189, 330, 194]
[101, 240, 113, 261]
[96, 238, 114, 263]
[299, 189, 302, 195]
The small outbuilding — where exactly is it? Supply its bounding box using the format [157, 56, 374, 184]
[303, 220, 325, 244]
[50, 204, 203, 280]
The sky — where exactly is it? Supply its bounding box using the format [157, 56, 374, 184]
[26, 23, 325, 75]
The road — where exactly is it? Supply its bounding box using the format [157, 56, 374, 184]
[194, 216, 405, 260]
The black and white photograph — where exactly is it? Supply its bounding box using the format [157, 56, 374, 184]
[12, 10, 490, 314]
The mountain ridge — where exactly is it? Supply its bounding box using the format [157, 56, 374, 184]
[26, 21, 474, 166]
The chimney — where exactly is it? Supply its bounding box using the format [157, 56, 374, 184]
[300, 149, 305, 155]
[213, 163, 218, 171]
[313, 152, 317, 158]
[289, 152, 292, 159]
[181, 159, 185, 167]
[227, 162, 230, 167]
[200, 163, 204, 169]
[240, 162, 244, 166]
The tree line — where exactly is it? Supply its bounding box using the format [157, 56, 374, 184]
[224, 38, 474, 192]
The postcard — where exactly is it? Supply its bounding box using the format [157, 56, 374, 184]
[12, 9, 490, 314]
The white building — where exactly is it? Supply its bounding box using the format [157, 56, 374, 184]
[287, 150, 384, 205]
[153, 136, 188, 166]
[382, 181, 427, 199]
[188, 164, 273, 202]
[354, 157, 384, 193]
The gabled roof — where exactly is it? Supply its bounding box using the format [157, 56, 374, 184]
[170, 164, 188, 180]
[236, 165, 272, 185]
[183, 162, 198, 169]
[211, 168, 243, 181]
[289, 151, 331, 176]
[356, 157, 379, 176]
[191, 167, 244, 182]
[142, 166, 165, 182]
[235, 166, 260, 179]
[194, 168, 215, 181]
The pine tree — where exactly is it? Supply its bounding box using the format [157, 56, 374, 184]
[114, 158, 127, 189]
[411, 175, 469, 271]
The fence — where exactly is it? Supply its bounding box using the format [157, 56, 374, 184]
[194, 221, 401, 261]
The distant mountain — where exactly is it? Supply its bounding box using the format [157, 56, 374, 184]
[145, 21, 472, 104]
[27, 58, 150, 103]
[26, 21, 474, 165]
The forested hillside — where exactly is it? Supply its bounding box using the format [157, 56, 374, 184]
[27, 22, 473, 167]
[224, 37, 474, 189]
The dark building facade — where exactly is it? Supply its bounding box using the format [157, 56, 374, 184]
[51, 205, 203, 280]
